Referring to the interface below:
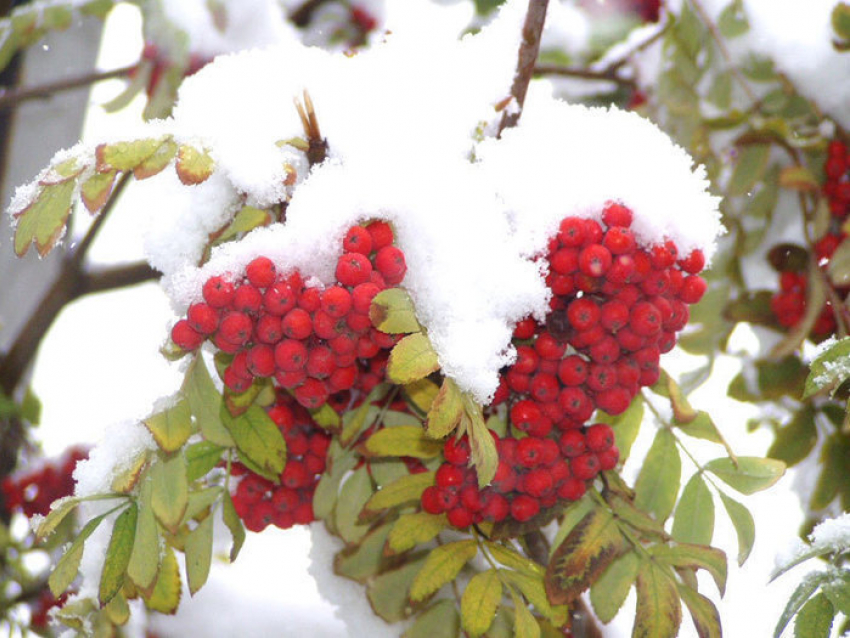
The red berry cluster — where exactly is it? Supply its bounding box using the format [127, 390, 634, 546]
[770, 140, 850, 337]
[422, 204, 706, 529]
[231, 393, 331, 532]
[171, 220, 405, 410]
[422, 423, 617, 527]
[1, 446, 88, 518]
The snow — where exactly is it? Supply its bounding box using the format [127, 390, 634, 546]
[72, 420, 156, 497]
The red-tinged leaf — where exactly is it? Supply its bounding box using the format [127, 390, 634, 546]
[96, 138, 165, 172]
[360, 425, 443, 459]
[144, 546, 182, 614]
[545, 505, 628, 605]
[409, 540, 478, 602]
[370, 288, 422, 334]
[779, 165, 819, 192]
[99, 504, 138, 606]
[80, 170, 117, 213]
[13, 179, 75, 257]
[426, 378, 464, 439]
[388, 333, 440, 384]
[38, 158, 84, 185]
[176, 145, 215, 185]
[678, 584, 722, 638]
[650, 544, 727, 596]
[134, 139, 178, 179]
[461, 569, 502, 637]
[634, 560, 682, 638]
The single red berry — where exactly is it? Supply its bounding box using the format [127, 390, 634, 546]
[510, 495, 540, 522]
[306, 346, 336, 379]
[567, 297, 601, 331]
[255, 314, 284, 344]
[640, 270, 669, 297]
[595, 387, 632, 415]
[336, 252, 373, 287]
[679, 275, 708, 304]
[352, 282, 381, 313]
[321, 286, 353, 318]
[343, 225, 373, 255]
[282, 308, 313, 340]
[347, 311, 373, 334]
[558, 387, 594, 422]
[436, 464, 465, 488]
[264, 282, 297, 316]
[606, 254, 637, 284]
[558, 217, 585, 247]
[275, 339, 308, 371]
[447, 506, 474, 528]
[203, 276, 235, 308]
[522, 469, 554, 497]
[579, 244, 613, 277]
[585, 423, 615, 452]
[356, 335, 380, 359]
[171, 319, 204, 350]
[650, 240, 678, 269]
[366, 221, 394, 249]
[557, 478, 587, 500]
[530, 373, 560, 403]
[602, 202, 633, 228]
[589, 336, 620, 364]
[516, 437, 546, 468]
[421, 485, 445, 514]
[233, 284, 263, 314]
[603, 226, 636, 255]
[187, 303, 219, 335]
[571, 453, 601, 481]
[246, 257, 276, 288]
[247, 344, 276, 377]
[558, 355, 588, 386]
[630, 301, 662, 336]
[550, 248, 580, 274]
[583, 219, 604, 246]
[505, 369, 531, 393]
[313, 310, 342, 340]
[328, 365, 357, 392]
[460, 485, 483, 511]
[513, 317, 538, 340]
[510, 400, 543, 433]
[444, 437, 471, 466]
[309, 432, 331, 457]
[482, 492, 510, 522]
[597, 445, 620, 470]
[224, 365, 253, 392]
[293, 501, 315, 525]
[535, 332, 566, 360]
[294, 378, 329, 409]
[678, 249, 705, 274]
[559, 430, 587, 457]
[218, 312, 253, 346]
[375, 245, 407, 285]
[298, 287, 321, 312]
[213, 332, 242, 354]
[271, 487, 299, 513]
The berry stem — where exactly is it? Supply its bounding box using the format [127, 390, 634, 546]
[0, 65, 136, 113]
[498, 0, 550, 136]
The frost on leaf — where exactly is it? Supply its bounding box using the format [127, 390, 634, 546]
[12, 180, 75, 257]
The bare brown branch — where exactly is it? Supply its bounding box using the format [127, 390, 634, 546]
[0, 65, 136, 113]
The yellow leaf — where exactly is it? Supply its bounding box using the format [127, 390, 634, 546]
[634, 561, 682, 638]
[461, 569, 502, 637]
[176, 145, 215, 185]
[426, 378, 464, 439]
[387, 511, 447, 554]
[364, 471, 435, 513]
[144, 547, 182, 614]
[410, 540, 478, 601]
[361, 425, 443, 459]
[369, 288, 422, 334]
[388, 333, 440, 384]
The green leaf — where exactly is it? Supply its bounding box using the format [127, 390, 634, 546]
[805, 337, 850, 398]
[465, 396, 498, 487]
[144, 398, 193, 453]
[49, 506, 117, 596]
[651, 543, 727, 596]
[823, 572, 850, 616]
[186, 441, 225, 482]
[104, 591, 130, 626]
[654, 370, 697, 423]
[388, 333, 440, 384]
[501, 570, 563, 624]
[707, 72, 733, 110]
[364, 470, 435, 513]
[185, 513, 214, 595]
[767, 405, 817, 466]
[727, 144, 770, 197]
[184, 354, 233, 447]
[718, 0, 749, 38]
[550, 498, 595, 557]
[176, 145, 215, 185]
[370, 288, 422, 334]
[705, 457, 785, 495]
[361, 425, 443, 459]
[80, 170, 117, 213]
[775, 572, 831, 637]
[634, 429, 681, 522]
[486, 542, 544, 578]
[405, 378, 440, 414]
[99, 504, 138, 605]
[36, 496, 81, 541]
[590, 552, 639, 624]
[717, 492, 755, 566]
[672, 474, 715, 546]
[13, 179, 75, 257]
[833, 2, 850, 41]
[96, 138, 164, 172]
[794, 592, 834, 638]
[545, 506, 628, 605]
[426, 378, 464, 438]
[677, 412, 724, 446]
[634, 560, 682, 638]
[335, 466, 374, 543]
[367, 556, 427, 622]
[510, 586, 541, 638]
[598, 395, 643, 462]
[387, 512, 447, 554]
[151, 454, 189, 533]
[144, 546, 182, 614]
[678, 583, 722, 638]
[213, 205, 273, 245]
[461, 569, 502, 637]
[340, 384, 388, 446]
[313, 443, 357, 522]
[221, 492, 246, 562]
[334, 523, 393, 583]
[410, 540, 478, 602]
[127, 479, 160, 592]
[404, 599, 461, 638]
[221, 405, 287, 480]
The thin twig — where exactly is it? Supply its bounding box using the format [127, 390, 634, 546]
[534, 64, 637, 89]
[0, 65, 135, 113]
[289, 0, 333, 27]
[498, 0, 550, 136]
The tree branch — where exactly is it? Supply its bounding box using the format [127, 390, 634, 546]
[288, 0, 334, 27]
[534, 64, 637, 89]
[0, 65, 135, 113]
[498, 0, 550, 136]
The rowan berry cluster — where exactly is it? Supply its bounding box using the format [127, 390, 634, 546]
[171, 220, 405, 409]
[420, 205, 707, 529]
[1, 446, 88, 518]
[770, 140, 850, 336]
[231, 393, 331, 532]
[422, 423, 617, 527]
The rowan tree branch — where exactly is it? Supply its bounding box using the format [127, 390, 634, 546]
[498, 0, 550, 136]
[534, 64, 638, 89]
[0, 65, 135, 113]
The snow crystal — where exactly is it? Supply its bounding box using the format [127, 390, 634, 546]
[73, 420, 156, 498]
[809, 511, 850, 554]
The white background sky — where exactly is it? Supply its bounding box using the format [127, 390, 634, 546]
[22, 3, 825, 636]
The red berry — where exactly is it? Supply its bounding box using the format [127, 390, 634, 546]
[275, 339, 308, 371]
[558, 217, 586, 247]
[597, 446, 620, 470]
[550, 248, 580, 274]
[511, 400, 543, 433]
[559, 430, 587, 457]
[535, 332, 566, 360]
[233, 284, 263, 314]
[650, 240, 678, 269]
[602, 202, 633, 228]
[171, 319, 204, 350]
[352, 282, 381, 313]
[436, 464, 465, 488]
[224, 365, 253, 392]
[579, 244, 613, 277]
[630, 301, 662, 336]
[375, 245, 407, 285]
[516, 437, 546, 468]
[447, 506, 474, 528]
[679, 275, 707, 304]
[603, 226, 636, 255]
[567, 297, 601, 331]
[294, 378, 329, 409]
[336, 252, 373, 287]
[585, 423, 615, 452]
[255, 314, 284, 344]
[264, 282, 298, 316]
[522, 469, 554, 497]
[321, 286, 353, 318]
[678, 249, 705, 274]
[203, 276, 235, 308]
[271, 487, 299, 513]
[558, 355, 588, 386]
[571, 453, 600, 481]
[187, 303, 219, 335]
[444, 437, 471, 465]
[558, 387, 594, 422]
[366, 221, 394, 249]
[557, 478, 587, 500]
[282, 308, 313, 340]
[482, 492, 510, 522]
[246, 257, 276, 288]
[306, 346, 336, 379]
[510, 495, 540, 522]
[513, 317, 538, 340]
[247, 344, 276, 377]
[595, 387, 632, 415]
[530, 373, 560, 403]
[589, 337, 620, 364]
[218, 312, 253, 346]
[298, 287, 321, 312]
[343, 226, 373, 255]
[421, 486, 445, 514]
